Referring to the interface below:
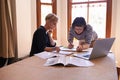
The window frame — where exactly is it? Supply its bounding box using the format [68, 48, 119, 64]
[68, 0, 112, 38]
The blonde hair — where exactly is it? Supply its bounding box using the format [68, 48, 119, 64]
[45, 13, 58, 22]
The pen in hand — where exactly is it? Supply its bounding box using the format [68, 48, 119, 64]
[68, 42, 74, 49]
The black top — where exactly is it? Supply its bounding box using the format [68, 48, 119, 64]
[30, 26, 55, 56]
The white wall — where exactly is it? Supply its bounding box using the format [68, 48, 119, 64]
[56, 0, 62, 46]
[31, 0, 37, 36]
[16, 0, 36, 58]
[112, 0, 120, 63]
[57, 0, 68, 46]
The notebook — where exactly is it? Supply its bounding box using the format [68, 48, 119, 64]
[73, 38, 115, 60]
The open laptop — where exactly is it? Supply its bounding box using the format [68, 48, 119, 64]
[74, 38, 115, 60]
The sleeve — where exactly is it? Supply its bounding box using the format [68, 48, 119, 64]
[85, 25, 93, 44]
[68, 27, 74, 43]
[92, 31, 98, 41]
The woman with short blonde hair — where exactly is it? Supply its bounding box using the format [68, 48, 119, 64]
[30, 13, 60, 56]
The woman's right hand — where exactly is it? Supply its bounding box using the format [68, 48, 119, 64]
[55, 46, 60, 52]
[68, 43, 74, 49]
[76, 45, 83, 52]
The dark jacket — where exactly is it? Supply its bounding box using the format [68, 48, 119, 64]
[30, 26, 55, 56]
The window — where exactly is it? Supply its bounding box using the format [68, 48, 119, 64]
[37, 0, 57, 39]
[68, 0, 112, 38]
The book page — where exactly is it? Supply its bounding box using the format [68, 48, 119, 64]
[44, 54, 94, 67]
[44, 55, 66, 66]
[60, 47, 92, 52]
[53, 51, 73, 55]
[35, 51, 58, 59]
[44, 57, 59, 66]
[65, 56, 72, 66]
[82, 48, 93, 52]
[66, 56, 94, 67]
[60, 47, 76, 52]
[57, 55, 66, 65]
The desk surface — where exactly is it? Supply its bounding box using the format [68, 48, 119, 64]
[0, 54, 118, 80]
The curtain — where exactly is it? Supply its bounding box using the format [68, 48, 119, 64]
[0, 0, 17, 59]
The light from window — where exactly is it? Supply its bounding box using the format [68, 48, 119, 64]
[72, 4, 87, 22]
[89, 0, 106, 1]
[71, 1, 107, 38]
[41, 5, 52, 25]
[89, 3, 106, 38]
[40, 0, 52, 3]
[72, 0, 88, 2]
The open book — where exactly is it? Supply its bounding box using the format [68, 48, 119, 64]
[44, 55, 94, 67]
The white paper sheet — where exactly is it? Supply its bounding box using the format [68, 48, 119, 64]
[44, 55, 94, 67]
[34, 51, 58, 59]
[53, 50, 73, 55]
[60, 47, 76, 52]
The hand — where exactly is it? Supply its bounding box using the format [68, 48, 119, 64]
[55, 46, 60, 52]
[47, 29, 53, 35]
[76, 45, 83, 52]
[68, 43, 74, 49]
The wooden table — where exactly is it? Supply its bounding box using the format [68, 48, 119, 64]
[0, 54, 118, 80]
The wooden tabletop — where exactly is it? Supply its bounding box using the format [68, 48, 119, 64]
[0, 54, 118, 80]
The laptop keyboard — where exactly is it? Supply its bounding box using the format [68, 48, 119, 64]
[83, 54, 90, 58]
